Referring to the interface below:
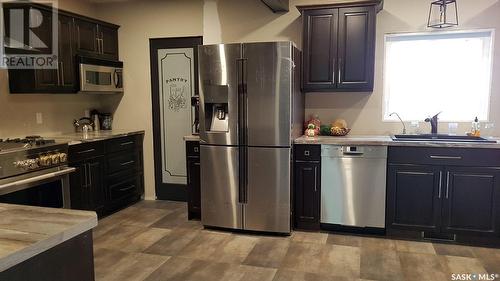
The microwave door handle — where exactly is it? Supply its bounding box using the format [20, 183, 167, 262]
[114, 70, 119, 88]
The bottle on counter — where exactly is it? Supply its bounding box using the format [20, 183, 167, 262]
[472, 117, 481, 137]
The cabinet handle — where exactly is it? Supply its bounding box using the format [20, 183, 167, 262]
[120, 141, 134, 146]
[77, 149, 96, 154]
[101, 32, 104, 54]
[338, 58, 342, 84]
[438, 171, 443, 198]
[120, 160, 135, 166]
[446, 172, 450, 199]
[88, 163, 92, 187]
[332, 58, 336, 83]
[430, 155, 462, 160]
[83, 163, 88, 187]
[119, 184, 136, 192]
[304, 150, 310, 156]
[194, 162, 200, 166]
[314, 166, 318, 192]
[60, 62, 65, 85]
[56, 62, 61, 85]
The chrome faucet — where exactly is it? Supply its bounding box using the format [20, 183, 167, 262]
[425, 112, 442, 134]
[389, 112, 406, 135]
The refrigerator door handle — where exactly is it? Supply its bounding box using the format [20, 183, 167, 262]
[237, 57, 248, 204]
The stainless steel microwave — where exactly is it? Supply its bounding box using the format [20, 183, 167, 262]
[78, 57, 123, 93]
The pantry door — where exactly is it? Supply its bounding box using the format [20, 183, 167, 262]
[150, 36, 202, 200]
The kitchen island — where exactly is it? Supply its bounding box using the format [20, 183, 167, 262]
[0, 204, 97, 280]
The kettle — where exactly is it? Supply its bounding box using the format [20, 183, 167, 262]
[73, 117, 94, 133]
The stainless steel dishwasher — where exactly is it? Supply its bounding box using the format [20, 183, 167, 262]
[321, 145, 387, 229]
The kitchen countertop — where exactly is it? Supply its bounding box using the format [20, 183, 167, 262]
[50, 130, 145, 145]
[0, 204, 97, 272]
[295, 135, 500, 149]
[184, 135, 200, 141]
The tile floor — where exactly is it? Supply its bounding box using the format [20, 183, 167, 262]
[93, 200, 500, 281]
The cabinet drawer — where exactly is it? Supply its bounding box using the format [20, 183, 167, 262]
[105, 135, 142, 153]
[294, 145, 321, 161]
[186, 141, 200, 158]
[69, 141, 105, 163]
[109, 176, 141, 201]
[107, 152, 140, 174]
[389, 146, 500, 167]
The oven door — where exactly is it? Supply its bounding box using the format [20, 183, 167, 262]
[0, 167, 75, 208]
[79, 63, 124, 93]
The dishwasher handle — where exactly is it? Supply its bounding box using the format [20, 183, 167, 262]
[342, 146, 364, 157]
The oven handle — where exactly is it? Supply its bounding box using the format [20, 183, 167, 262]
[0, 167, 76, 190]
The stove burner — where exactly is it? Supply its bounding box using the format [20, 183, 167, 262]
[0, 136, 56, 146]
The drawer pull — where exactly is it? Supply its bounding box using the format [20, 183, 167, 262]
[304, 150, 310, 156]
[77, 149, 96, 154]
[194, 162, 200, 166]
[120, 160, 135, 166]
[194, 147, 199, 153]
[430, 155, 462, 160]
[120, 141, 135, 146]
[119, 184, 136, 192]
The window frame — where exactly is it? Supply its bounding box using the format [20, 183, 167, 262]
[382, 29, 496, 122]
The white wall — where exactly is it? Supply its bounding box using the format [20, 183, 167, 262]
[95, 0, 203, 200]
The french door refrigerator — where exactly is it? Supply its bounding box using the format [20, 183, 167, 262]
[198, 42, 303, 234]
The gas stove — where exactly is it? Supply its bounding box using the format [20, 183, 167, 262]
[0, 136, 74, 208]
[0, 136, 69, 180]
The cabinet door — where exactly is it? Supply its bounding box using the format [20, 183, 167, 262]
[302, 9, 338, 91]
[69, 161, 90, 210]
[74, 19, 98, 55]
[386, 164, 442, 232]
[58, 14, 76, 90]
[294, 161, 321, 230]
[99, 25, 119, 60]
[87, 156, 106, 214]
[441, 167, 500, 236]
[187, 158, 201, 219]
[337, 6, 376, 91]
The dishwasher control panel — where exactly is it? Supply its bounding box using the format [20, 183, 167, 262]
[321, 145, 387, 158]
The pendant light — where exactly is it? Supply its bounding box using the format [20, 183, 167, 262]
[427, 0, 459, 28]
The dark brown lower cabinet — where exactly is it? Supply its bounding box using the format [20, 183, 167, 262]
[442, 167, 500, 236]
[386, 164, 442, 232]
[69, 134, 144, 217]
[387, 146, 500, 246]
[69, 156, 106, 215]
[186, 141, 201, 220]
[294, 161, 321, 230]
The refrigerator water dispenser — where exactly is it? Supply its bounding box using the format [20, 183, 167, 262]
[204, 84, 229, 132]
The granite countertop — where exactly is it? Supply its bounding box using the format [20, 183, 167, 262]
[0, 204, 97, 272]
[184, 135, 200, 141]
[50, 130, 145, 145]
[295, 135, 500, 149]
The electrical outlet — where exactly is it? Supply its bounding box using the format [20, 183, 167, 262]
[36, 112, 43, 124]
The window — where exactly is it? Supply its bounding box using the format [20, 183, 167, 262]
[383, 30, 494, 122]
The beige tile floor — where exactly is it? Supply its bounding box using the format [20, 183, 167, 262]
[93, 200, 500, 281]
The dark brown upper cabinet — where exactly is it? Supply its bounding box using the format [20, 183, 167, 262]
[74, 19, 119, 61]
[4, 3, 119, 94]
[299, 1, 382, 92]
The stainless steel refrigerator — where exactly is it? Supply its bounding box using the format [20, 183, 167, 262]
[198, 42, 303, 234]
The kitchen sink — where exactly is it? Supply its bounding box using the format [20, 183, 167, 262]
[391, 134, 497, 143]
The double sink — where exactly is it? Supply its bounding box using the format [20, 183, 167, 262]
[391, 134, 497, 143]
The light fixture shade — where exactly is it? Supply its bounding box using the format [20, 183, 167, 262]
[428, 0, 458, 28]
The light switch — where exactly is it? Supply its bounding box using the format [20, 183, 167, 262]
[36, 112, 43, 124]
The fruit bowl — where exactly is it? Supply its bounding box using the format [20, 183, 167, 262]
[330, 127, 351, 136]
